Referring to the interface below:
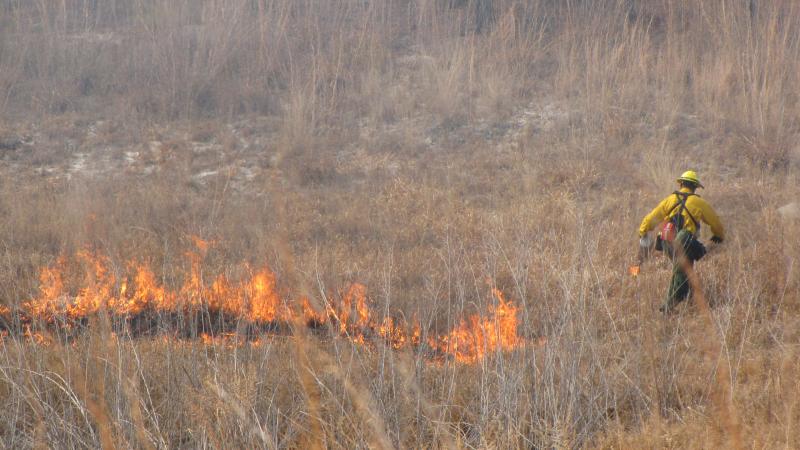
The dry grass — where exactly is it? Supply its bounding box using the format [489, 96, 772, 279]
[1, 0, 800, 448]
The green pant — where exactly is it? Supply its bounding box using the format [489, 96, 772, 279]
[664, 230, 695, 310]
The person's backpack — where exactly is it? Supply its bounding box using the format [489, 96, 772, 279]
[655, 192, 706, 261]
[659, 191, 699, 242]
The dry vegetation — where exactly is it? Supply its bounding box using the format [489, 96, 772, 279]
[1, 0, 800, 448]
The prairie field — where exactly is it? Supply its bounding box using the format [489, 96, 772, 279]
[1, 0, 799, 448]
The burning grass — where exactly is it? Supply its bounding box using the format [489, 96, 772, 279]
[2, 239, 524, 364]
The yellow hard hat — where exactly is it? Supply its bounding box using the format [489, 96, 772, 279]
[677, 170, 704, 188]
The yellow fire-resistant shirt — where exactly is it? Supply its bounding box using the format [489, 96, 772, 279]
[639, 187, 725, 239]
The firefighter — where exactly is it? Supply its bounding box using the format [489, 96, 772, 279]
[638, 171, 725, 312]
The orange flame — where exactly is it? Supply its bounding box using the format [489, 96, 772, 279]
[429, 289, 522, 363]
[9, 241, 528, 363]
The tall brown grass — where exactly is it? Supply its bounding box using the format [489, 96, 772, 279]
[1, 0, 799, 448]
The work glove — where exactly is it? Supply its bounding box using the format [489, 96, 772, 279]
[639, 235, 653, 249]
[710, 236, 723, 244]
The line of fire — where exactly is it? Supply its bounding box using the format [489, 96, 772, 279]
[0, 238, 528, 364]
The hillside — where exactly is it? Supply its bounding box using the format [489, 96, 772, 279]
[1, 1, 799, 448]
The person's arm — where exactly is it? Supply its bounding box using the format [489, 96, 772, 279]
[638, 198, 670, 237]
[701, 201, 725, 240]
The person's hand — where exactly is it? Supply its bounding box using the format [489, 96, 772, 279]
[639, 235, 652, 249]
[710, 236, 723, 244]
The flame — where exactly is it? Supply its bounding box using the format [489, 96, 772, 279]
[5, 241, 529, 363]
[301, 297, 327, 326]
[190, 236, 210, 252]
[26, 256, 67, 318]
[129, 264, 173, 313]
[247, 269, 291, 322]
[429, 289, 522, 363]
[25, 329, 52, 346]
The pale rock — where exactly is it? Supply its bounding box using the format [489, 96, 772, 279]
[777, 202, 800, 220]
